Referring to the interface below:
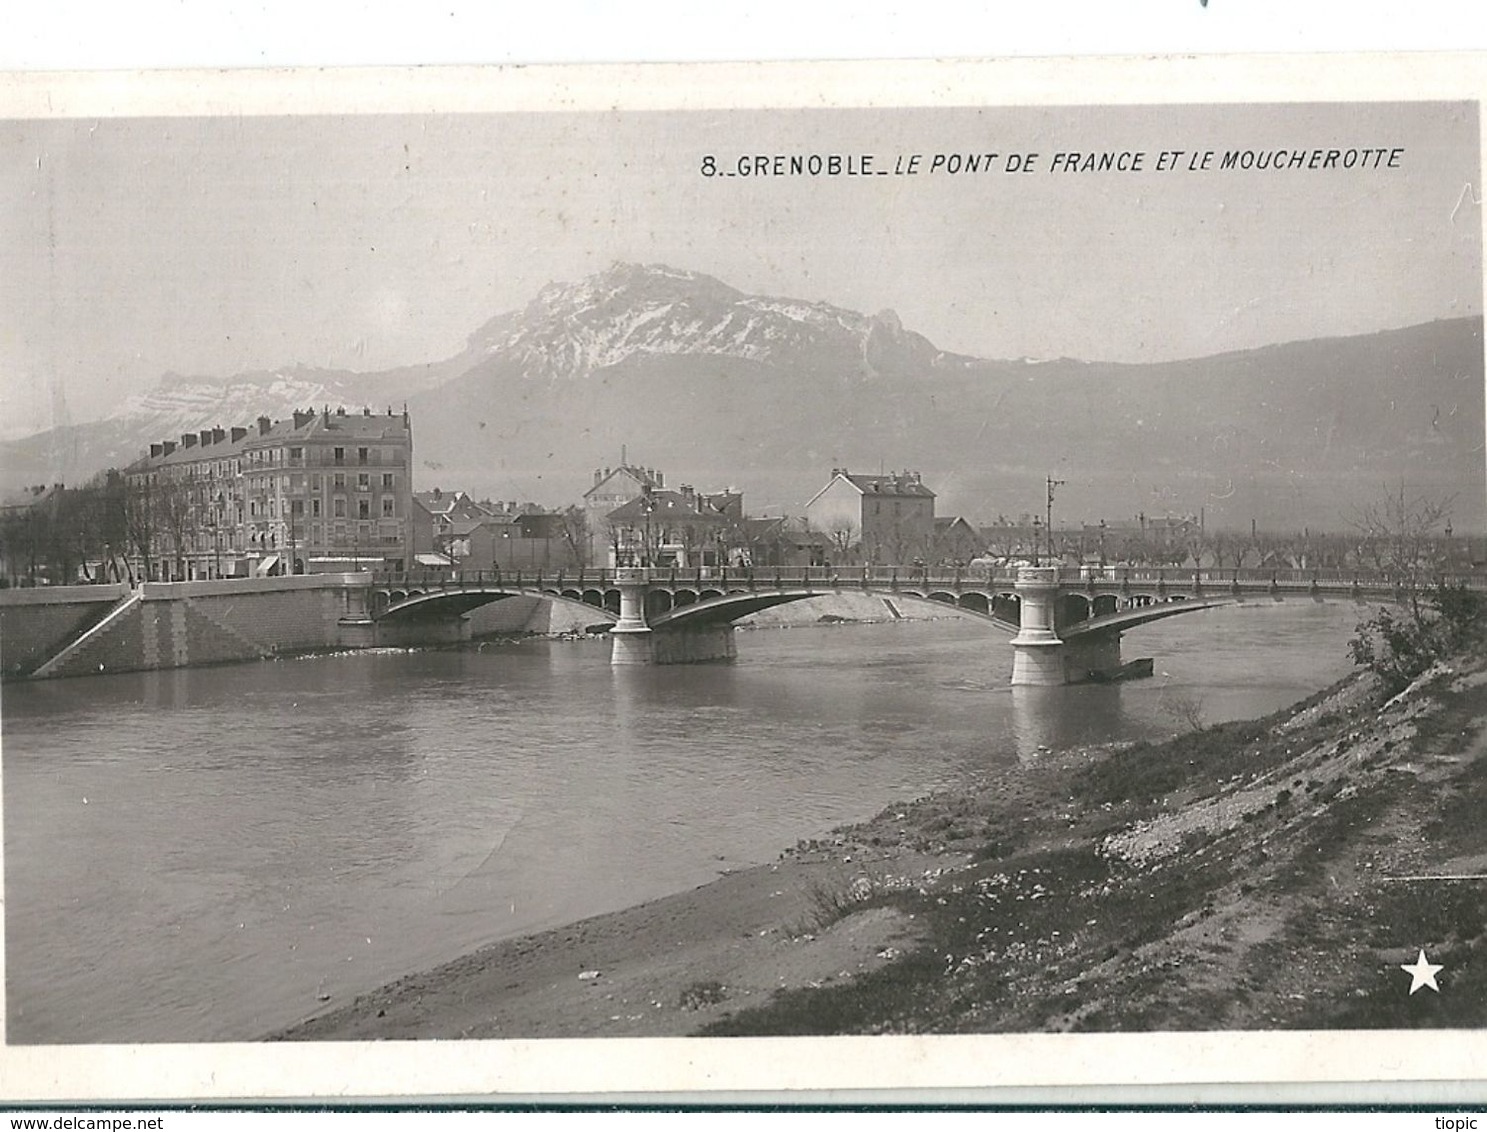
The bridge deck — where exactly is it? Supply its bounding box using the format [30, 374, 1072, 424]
[376, 565, 1479, 595]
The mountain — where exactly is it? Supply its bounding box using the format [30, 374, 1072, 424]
[3, 262, 1482, 531]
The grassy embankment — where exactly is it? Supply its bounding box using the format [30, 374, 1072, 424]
[700, 651, 1487, 1035]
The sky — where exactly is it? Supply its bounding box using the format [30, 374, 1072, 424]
[1, 98, 1480, 439]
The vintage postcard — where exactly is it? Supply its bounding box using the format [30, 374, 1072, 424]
[1, 53, 1485, 1104]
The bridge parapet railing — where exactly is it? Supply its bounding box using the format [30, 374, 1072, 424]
[371, 565, 1486, 593]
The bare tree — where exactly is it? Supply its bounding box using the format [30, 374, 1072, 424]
[555, 504, 591, 569]
[824, 517, 859, 563]
[1350, 482, 1454, 623]
[123, 475, 161, 581]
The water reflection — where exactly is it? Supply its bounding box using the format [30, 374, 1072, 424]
[1009, 684, 1127, 762]
[3, 606, 1363, 1042]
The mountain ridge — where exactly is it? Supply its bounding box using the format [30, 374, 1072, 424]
[3, 262, 1481, 530]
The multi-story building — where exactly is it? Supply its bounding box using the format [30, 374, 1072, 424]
[804, 468, 936, 565]
[583, 460, 665, 566]
[122, 406, 413, 579]
[603, 484, 743, 568]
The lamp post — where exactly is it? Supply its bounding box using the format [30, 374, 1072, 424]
[1031, 515, 1041, 567]
[640, 484, 655, 568]
[1045, 475, 1065, 566]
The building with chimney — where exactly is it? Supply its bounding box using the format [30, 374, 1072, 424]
[122, 406, 413, 580]
[804, 468, 936, 565]
[582, 459, 665, 566]
[602, 484, 744, 568]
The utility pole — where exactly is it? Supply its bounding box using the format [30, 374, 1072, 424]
[1045, 475, 1065, 565]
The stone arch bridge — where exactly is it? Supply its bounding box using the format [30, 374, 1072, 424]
[369, 564, 1443, 685]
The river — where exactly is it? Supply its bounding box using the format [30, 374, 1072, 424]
[2, 599, 1366, 1043]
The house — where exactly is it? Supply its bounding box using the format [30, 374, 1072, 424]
[932, 516, 983, 565]
[803, 468, 936, 565]
[583, 461, 666, 565]
[737, 516, 831, 568]
[603, 484, 742, 568]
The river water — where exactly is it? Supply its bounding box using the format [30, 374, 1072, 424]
[3, 599, 1365, 1043]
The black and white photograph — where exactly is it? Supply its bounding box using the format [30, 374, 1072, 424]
[1, 50, 1486, 1101]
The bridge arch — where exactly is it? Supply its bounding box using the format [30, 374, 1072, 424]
[378, 585, 619, 627]
[1057, 593, 1091, 628]
[957, 592, 989, 616]
[991, 593, 1021, 625]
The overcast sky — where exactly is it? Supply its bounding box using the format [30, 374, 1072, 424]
[2, 99, 1479, 438]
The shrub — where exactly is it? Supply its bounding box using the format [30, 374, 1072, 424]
[1349, 583, 1487, 695]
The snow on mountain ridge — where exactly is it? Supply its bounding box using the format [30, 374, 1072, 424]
[462, 262, 917, 381]
[113, 373, 360, 440]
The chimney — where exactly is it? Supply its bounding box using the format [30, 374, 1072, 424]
[656, 471, 664, 488]
[594, 468, 603, 486]
[257, 415, 272, 435]
[181, 433, 197, 448]
[199, 430, 212, 447]
[231, 426, 248, 443]
[162, 440, 176, 455]
[213, 427, 225, 444]
[150, 443, 163, 458]
[363, 407, 371, 416]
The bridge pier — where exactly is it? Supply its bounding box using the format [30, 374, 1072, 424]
[1063, 632, 1124, 683]
[609, 567, 656, 665]
[651, 624, 737, 665]
[608, 567, 737, 665]
[1010, 567, 1067, 686]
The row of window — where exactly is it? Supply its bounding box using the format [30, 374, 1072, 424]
[163, 519, 406, 555]
[240, 471, 400, 491]
[244, 495, 400, 520]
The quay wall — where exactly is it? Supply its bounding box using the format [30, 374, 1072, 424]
[0, 584, 130, 680]
[3, 576, 373, 680]
[2, 577, 616, 681]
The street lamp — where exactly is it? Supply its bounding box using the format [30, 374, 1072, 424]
[1045, 475, 1065, 566]
[1031, 515, 1041, 567]
[640, 484, 655, 568]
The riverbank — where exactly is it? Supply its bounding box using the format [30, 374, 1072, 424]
[273, 640, 1487, 1040]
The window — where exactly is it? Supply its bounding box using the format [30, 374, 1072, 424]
[291, 500, 304, 517]
[333, 447, 345, 464]
[289, 447, 303, 461]
[333, 473, 345, 489]
[311, 475, 321, 491]
[333, 498, 346, 518]
[312, 499, 321, 518]
[381, 496, 394, 517]
[358, 499, 371, 520]
[382, 473, 394, 489]
[358, 472, 370, 490]
[357, 447, 368, 465]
